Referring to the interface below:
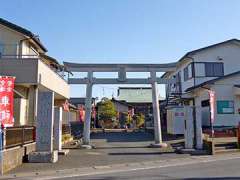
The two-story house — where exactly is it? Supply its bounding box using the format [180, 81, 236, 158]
[0, 17, 70, 126]
[163, 39, 240, 148]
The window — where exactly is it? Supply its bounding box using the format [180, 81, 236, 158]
[201, 100, 210, 107]
[184, 64, 193, 81]
[188, 64, 193, 78]
[205, 63, 224, 77]
[194, 63, 205, 77]
[217, 100, 234, 114]
[184, 67, 188, 81]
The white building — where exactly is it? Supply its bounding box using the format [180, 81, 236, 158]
[162, 39, 240, 148]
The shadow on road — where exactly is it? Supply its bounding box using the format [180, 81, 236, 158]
[108, 151, 175, 155]
[91, 131, 154, 142]
[95, 146, 149, 149]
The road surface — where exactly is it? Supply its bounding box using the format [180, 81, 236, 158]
[46, 157, 240, 180]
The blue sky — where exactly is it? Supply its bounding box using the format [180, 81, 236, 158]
[1, 0, 240, 99]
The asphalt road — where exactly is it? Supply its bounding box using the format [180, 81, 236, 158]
[54, 157, 240, 180]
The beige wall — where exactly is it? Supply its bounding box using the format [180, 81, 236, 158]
[14, 98, 27, 126]
[38, 60, 70, 99]
[0, 58, 70, 99]
[0, 24, 23, 45]
[0, 24, 39, 57]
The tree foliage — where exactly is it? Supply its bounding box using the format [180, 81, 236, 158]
[135, 113, 145, 128]
[98, 98, 117, 121]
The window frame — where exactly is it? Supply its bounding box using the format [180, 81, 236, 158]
[183, 64, 193, 81]
[205, 62, 224, 77]
[193, 62, 224, 78]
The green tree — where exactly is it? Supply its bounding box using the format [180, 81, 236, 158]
[98, 98, 117, 121]
[124, 112, 132, 125]
[135, 113, 145, 128]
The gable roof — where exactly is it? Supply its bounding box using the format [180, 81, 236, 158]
[186, 71, 240, 92]
[161, 39, 240, 79]
[179, 39, 240, 63]
[0, 18, 47, 52]
[111, 98, 132, 107]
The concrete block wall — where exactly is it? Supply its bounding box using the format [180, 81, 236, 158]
[1, 143, 36, 174]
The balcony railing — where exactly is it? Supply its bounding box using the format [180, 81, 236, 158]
[0, 53, 68, 81]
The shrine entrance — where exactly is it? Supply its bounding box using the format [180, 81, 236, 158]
[64, 62, 176, 147]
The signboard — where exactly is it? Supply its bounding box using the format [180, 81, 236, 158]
[0, 76, 15, 127]
[217, 100, 234, 114]
[174, 108, 184, 117]
[209, 90, 215, 123]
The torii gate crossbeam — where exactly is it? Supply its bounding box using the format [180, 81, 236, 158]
[64, 62, 177, 147]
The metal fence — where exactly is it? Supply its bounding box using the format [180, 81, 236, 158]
[4, 126, 35, 149]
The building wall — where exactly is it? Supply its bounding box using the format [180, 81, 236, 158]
[166, 42, 240, 94]
[0, 24, 23, 49]
[37, 60, 70, 99]
[193, 43, 240, 75]
[0, 58, 69, 99]
[14, 98, 27, 126]
[0, 24, 38, 57]
[194, 75, 240, 127]
[113, 102, 128, 113]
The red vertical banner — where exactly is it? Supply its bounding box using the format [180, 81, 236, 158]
[0, 76, 15, 127]
[208, 90, 215, 124]
[63, 100, 70, 112]
[78, 105, 85, 122]
[91, 105, 96, 119]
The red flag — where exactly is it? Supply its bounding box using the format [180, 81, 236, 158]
[63, 100, 70, 112]
[78, 105, 85, 122]
[208, 90, 215, 123]
[0, 76, 15, 127]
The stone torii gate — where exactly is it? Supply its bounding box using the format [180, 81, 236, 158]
[64, 62, 176, 147]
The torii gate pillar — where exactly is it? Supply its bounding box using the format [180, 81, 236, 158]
[150, 71, 167, 147]
[82, 72, 93, 147]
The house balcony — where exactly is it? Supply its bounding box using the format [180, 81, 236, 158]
[0, 56, 70, 99]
